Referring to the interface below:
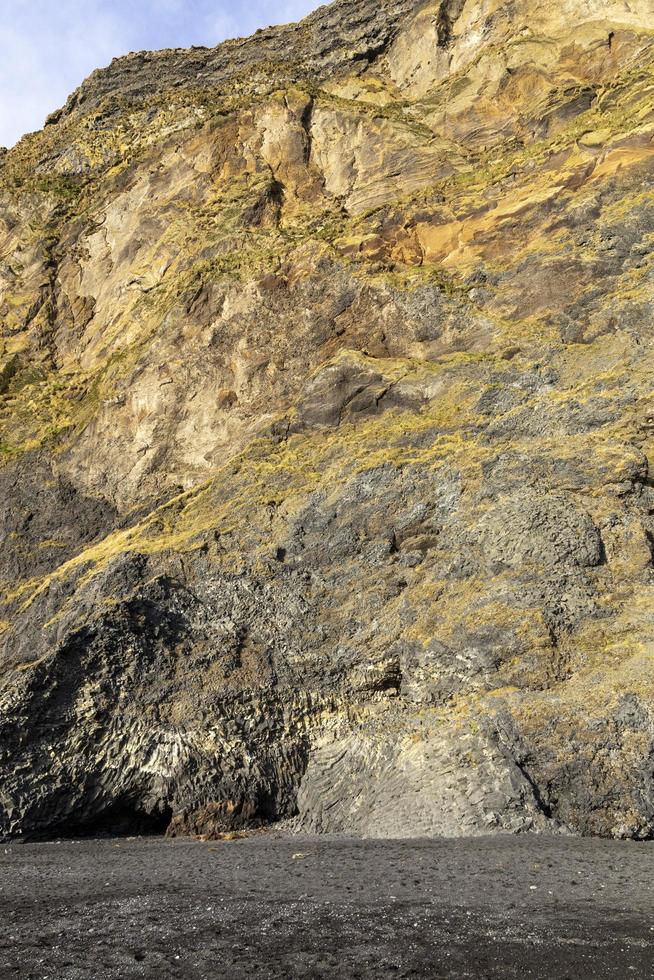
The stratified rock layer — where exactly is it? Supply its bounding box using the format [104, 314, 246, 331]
[1, 0, 653, 840]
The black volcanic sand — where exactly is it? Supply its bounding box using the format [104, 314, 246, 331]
[0, 835, 652, 979]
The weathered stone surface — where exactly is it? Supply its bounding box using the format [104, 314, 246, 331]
[1, 0, 654, 841]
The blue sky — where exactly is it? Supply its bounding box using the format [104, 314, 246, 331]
[0, 1, 322, 148]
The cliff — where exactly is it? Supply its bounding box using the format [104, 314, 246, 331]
[1, 0, 653, 839]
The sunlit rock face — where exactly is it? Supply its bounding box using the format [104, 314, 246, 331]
[1, 0, 654, 841]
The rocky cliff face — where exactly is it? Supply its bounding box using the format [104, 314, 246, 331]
[1, 0, 654, 841]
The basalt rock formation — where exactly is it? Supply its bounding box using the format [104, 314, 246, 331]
[1, 0, 654, 841]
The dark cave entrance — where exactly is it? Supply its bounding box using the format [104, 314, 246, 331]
[47, 800, 173, 840]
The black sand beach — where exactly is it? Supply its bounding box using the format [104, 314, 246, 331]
[1, 835, 652, 979]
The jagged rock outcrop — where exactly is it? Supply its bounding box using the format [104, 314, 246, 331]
[1, 0, 654, 840]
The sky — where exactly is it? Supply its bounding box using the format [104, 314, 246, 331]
[0, 0, 323, 148]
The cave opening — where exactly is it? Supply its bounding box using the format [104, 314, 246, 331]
[47, 800, 173, 840]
